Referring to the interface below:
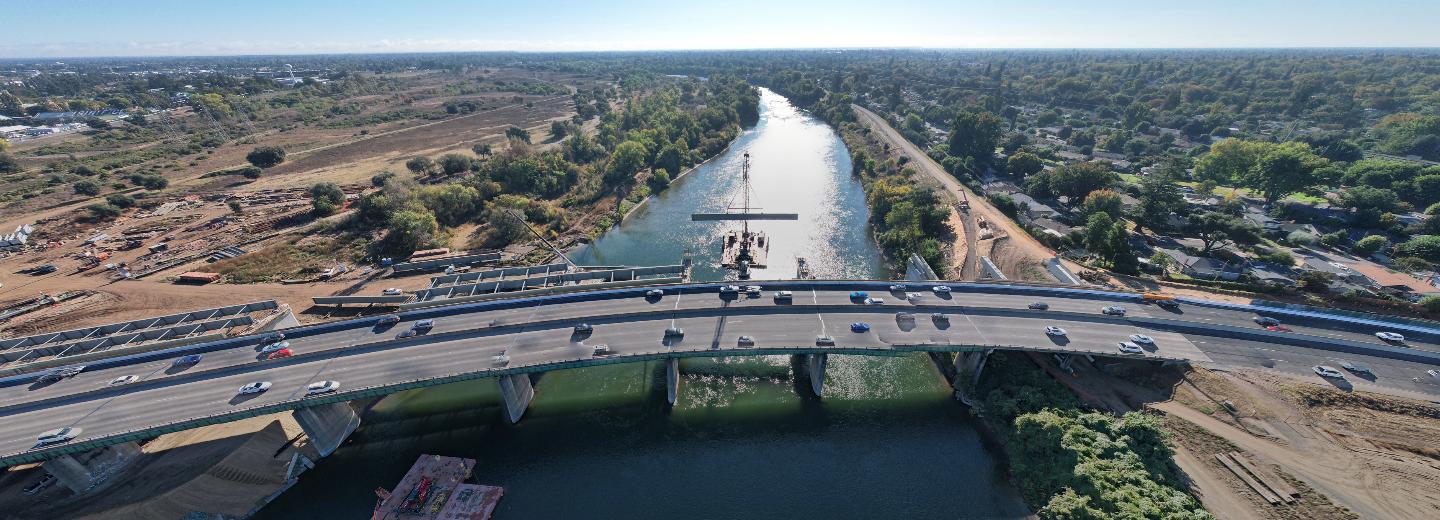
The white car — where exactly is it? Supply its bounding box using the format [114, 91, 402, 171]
[646, 289, 664, 298]
[1045, 326, 1068, 337]
[1313, 365, 1345, 379]
[864, 297, 885, 305]
[238, 381, 271, 395]
[35, 427, 82, 447]
[592, 344, 610, 355]
[1128, 334, 1154, 345]
[1117, 342, 1145, 354]
[1101, 306, 1127, 316]
[719, 285, 740, 294]
[889, 284, 907, 292]
[815, 335, 836, 346]
[1375, 331, 1405, 343]
[382, 288, 403, 296]
[492, 353, 510, 366]
[895, 312, 915, 321]
[737, 335, 755, 346]
[260, 341, 290, 353]
[745, 285, 762, 295]
[932, 285, 951, 294]
[109, 375, 139, 386]
[774, 291, 793, 301]
[574, 323, 593, 333]
[305, 380, 340, 395]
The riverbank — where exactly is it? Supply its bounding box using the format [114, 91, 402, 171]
[618, 140, 736, 225]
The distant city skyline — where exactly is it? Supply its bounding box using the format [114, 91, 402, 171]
[5, 0, 1440, 58]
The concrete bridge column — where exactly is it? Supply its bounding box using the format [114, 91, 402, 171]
[498, 373, 535, 424]
[665, 358, 679, 406]
[954, 349, 993, 386]
[42, 441, 141, 493]
[794, 353, 827, 397]
[292, 401, 360, 458]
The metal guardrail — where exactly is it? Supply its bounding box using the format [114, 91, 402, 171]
[429, 263, 569, 288]
[1, 317, 253, 365]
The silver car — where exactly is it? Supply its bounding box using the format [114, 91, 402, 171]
[35, 427, 82, 447]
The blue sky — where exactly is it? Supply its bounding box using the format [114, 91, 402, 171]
[4, 0, 1438, 58]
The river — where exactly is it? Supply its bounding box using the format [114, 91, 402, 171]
[256, 89, 1029, 519]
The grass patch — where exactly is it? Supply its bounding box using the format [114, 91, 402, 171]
[204, 235, 368, 283]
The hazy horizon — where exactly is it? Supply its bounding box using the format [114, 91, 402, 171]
[5, 0, 1439, 59]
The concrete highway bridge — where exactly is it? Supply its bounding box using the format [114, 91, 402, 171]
[4, 280, 1440, 493]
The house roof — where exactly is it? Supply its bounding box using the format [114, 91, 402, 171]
[1345, 261, 1436, 294]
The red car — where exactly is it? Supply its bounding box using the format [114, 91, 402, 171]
[266, 348, 294, 360]
[1265, 325, 1293, 333]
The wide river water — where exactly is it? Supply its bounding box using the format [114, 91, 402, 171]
[257, 89, 1029, 519]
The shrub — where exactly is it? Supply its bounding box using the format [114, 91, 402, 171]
[1353, 235, 1389, 256]
[105, 193, 135, 208]
[84, 203, 122, 221]
[72, 179, 102, 196]
[246, 146, 286, 168]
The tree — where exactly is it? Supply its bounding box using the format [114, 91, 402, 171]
[1395, 235, 1440, 263]
[549, 121, 569, 140]
[1338, 186, 1401, 228]
[1132, 172, 1184, 233]
[1242, 141, 1326, 204]
[239, 166, 263, 179]
[472, 143, 493, 157]
[84, 118, 109, 130]
[1193, 139, 1266, 184]
[72, 179, 101, 196]
[1148, 251, 1173, 273]
[654, 140, 688, 175]
[1080, 189, 1124, 219]
[417, 184, 481, 227]
[405, 156, 434, 175]
[309, 182, 346, 215]
[1108, 227, 1139, 274]
[505, 126, 532, 144]
[1084, 212, 1115, 257]
[1047, 161, 1116, 200]
[947, 111, 1003, 165]
[1007, 151, 1043, 178]
[1187, 211, 1260, 253]
[1419, 295, 1440, 313]
[385, 210, 438, 255]
[1296, 270, 1333, 292]
[0, 152, 16, 174]
[1353, 235, 1389, 256]
[439, 153, 473, 175]
[604, 140, 648, 186]
[245, 146, 286, 168]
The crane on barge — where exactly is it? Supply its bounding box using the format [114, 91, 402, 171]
[690, 153, 797, 279]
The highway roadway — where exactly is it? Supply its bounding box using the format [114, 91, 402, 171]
[2, 282, 1439, 465]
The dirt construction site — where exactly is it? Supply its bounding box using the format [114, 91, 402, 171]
[1033, 348, 1440, 520]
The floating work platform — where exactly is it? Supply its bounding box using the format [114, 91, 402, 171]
[720, 230, 768, 269]
[795, 257, 814, 279]
[372, 454, 503, 520]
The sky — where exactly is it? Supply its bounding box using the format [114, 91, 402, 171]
[3, 0, 1439, 58]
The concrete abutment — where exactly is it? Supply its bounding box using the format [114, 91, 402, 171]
[291, 401, 360, 458]
[42, 440, 142, 493]
[498, 373, 535, 424]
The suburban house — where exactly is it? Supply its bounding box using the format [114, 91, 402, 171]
[1160, 249, 1242, 281]
[1009, 193, 1059, 220]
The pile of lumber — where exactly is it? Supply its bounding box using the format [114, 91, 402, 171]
[1214, 451, 1299, 505]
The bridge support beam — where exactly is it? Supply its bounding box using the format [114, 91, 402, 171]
[665, 358, 679, 406]
[498, 373, 535, 424]
[42, 441, 141, 493]
[292, 401, 360, 458]
[796, 353, 827, 397]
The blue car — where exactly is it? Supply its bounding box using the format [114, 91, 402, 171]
[849, 291, 868, 300]
[173, 354, 203, 366]
[850, 322, 871, 332]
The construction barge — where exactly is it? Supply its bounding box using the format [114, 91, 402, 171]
[372, 454, 503, 520]
[690, 153, 796, 279]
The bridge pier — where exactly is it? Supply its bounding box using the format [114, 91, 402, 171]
[665, 358, 679, 406]
[792, 353, 828, 397]
[42, 441, 141, 493]
[292, 401, 360, 458]
[953, 349, 993, 386]
[498, 373, 535, 424]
